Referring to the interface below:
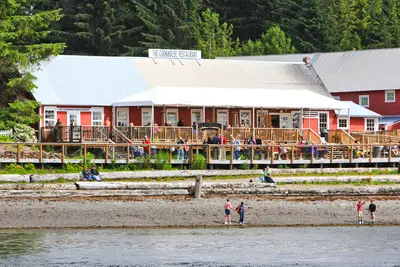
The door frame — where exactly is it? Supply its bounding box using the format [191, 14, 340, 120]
[117, 107, 129, 126]
[67, 111, 81, 126]
[318, 111, 330, 134]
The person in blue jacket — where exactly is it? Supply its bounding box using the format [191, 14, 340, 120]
[235, 202, 246, 224]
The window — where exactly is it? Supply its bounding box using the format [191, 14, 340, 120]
[365, 118, 376, 132]
[333, 96, 340, 101]
[44, 108, 56, 128]
[92, 111, 103, 126]
[239, 110, 251, 126]
[67, 111, 80, 126]
[385, 90, 395, 103]
[318, 112, 329, 133]
[217, 110, 229, 126]
[337, 117, 348, 129]
[359, 95, 369, 107]
[166, 109, 178, 126]
[117, 108, 129, 126]
[191, 109, 203, 125]
[142, 108, 152, 126]
[257, 110, 268, 127]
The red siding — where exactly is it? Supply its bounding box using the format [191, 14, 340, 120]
[349, 118, 365, 131]
[80, 112, 91, 126]
[303, 117, 318, 132]
[332, 90, 400, 116]
[57, 112, 67, 126]
[129, 107, 141, 126]
[387, 122, 400, 130]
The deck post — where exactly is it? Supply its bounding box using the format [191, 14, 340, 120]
[330, 145, 334, 164]
[17, 143, 20, 163]
[61, 144, 65, 164]
[39, 144, 43, 165]
[291, 145, 294, 165]
[83, 144, 87, 165]
[369, 144, 373, 163]
[389, 145, 392, 162]
[105, 144, 109, 164]
[311, 144, 314, 164]
[126, 143, 130, 164]
[349, 145, 353, 164]
[230, 144, 233, 170]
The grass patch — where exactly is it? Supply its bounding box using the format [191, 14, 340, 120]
[276, 179, 399, 186]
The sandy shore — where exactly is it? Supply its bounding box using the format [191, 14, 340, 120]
[1, 195, 400, 228]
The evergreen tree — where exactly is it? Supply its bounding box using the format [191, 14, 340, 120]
[0, 0, 65, 129]
[133, 0, 202, 54]
[279, 0, 324, 52]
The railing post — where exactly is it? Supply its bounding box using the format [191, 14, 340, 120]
[369, 144, 373, 163]
[105, 144, 109, 164]
[330, 145, 334, 164]
[270, 146, 274, 165]
[17, 143, 20, 163]
[207, 145, 211, 164]
[126, 143, 130, 164]
[39, 144, 43, 164]
[169, 144, 172, 164]
[83, 144, 87, 165]
[251, 145, 254, 165]
[389, 145, 392, 162]
[349, 145, 353, 163]
[311, 144, 314, 164]
[61, 144, 65, 164]
[291, 145, 294, 165]
[230, 144, 233, 169]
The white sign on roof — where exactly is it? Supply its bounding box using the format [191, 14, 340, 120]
[148, 49, 201, 60]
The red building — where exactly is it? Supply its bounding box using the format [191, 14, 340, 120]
[224, 48, 400, 130]
[30, 54, 378, 142]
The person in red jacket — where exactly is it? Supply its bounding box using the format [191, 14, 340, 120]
[357, 200, 366, 224]
[143, 135, 150, 156]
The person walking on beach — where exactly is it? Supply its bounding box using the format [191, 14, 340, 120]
[224, 199, 233, 225]
[368, 200, 377, 224]
[357, 200, 366, 224]
[236, 202, 245, 224]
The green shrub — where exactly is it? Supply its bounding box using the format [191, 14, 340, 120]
[44, 145, 53, 153]
[5, 163, 25, 173]
[12, 124, 37, 143]
[81, 152, 95, 168]
[23, 163, 35, 171]
[0, 136, 13, 142]
[137, 155, 152, 170]
[237, 163, 250, 170]
[191, 154, 206, 170]
[154, 151, 172, 170]
[251, 164, 259, 170]
[65, 163, 83, 172]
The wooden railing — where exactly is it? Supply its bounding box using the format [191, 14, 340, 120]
[40, 126, 110, 143]
[2, 142, 398, 165]
[328, 129, 357, 144]
[302, 129, 321, 143]
[351, 131, 400, 144]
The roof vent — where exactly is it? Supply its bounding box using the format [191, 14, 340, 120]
[303, 56, 311, 66]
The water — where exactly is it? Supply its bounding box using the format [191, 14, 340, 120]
[0, 227, 400, 267]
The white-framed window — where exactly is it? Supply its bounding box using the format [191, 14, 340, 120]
[359, 95, 369, 107]
[91, 108, 104, 126]
[239, 110, 251, 126]
[333, 96, 340, 101]
[44, 106, 56, 128]
[117, 108, 129, 126]
[257, 110, 268, 127]
[142, 108, 152, 126]
[385, 90, 395, 103]
[365, 118, 377, 132]
[191, 109, 203, 125]
[318, 112, 329, 133]
[337, 117, 348, 129]
[217, 110, 229, 126]
[166, 109, 178, 126]
[67, 111, 80, 126]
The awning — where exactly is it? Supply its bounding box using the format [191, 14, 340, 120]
[335, 101, 381, 118]
[113, 87, 349, 110]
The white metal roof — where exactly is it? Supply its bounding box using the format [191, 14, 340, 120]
[335, 101, 381, 118]
[31, 55, 332, 106]
[113, 87, 349, 110]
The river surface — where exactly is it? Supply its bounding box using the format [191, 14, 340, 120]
[0, 227, 399, 267]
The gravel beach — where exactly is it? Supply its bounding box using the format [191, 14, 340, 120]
[1, 195, 400, 228]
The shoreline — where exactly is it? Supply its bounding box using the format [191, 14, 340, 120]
[1, 197, 399, 229]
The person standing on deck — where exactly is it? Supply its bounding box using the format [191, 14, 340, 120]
[236, 202, 245, 224]
[224, 199, 233, 225]
[368, 200, 377, 224]
[357, 200, 366, 224]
